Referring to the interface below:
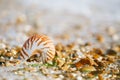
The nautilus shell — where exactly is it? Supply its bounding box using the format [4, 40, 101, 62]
[20, 34, 55, 63]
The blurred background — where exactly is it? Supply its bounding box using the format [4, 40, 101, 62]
[0, 0, 120, 47]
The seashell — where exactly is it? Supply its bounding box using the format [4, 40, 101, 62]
[20, 34, 55, 63]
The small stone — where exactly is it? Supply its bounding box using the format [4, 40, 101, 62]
[106, 27, 116, 35]
[56, 58, 65, 68]
[55, 43, 63, 51]
[17, 71, 24, 76]
[0, 49, 5, 56]
[5, 61, 13, 66]
[5, 52, 13, 57]
[16, 14, 26, 24]
[11, 48, 18, 55]
[59, 75, 64, 79]
[93, 48, 103, 55]
[0, 56, 5, 62]
[113, 45, 120, 52]
[61, 64, 70, 71]
[81, 66, 96, 72]
[98, 74, 104, 80]
[112, 34, 119, 41]
[77, 76, 82, 80]
[106, 49, 117, 56]
[0, 43, 6, 49]
[96, 34, 104, 43]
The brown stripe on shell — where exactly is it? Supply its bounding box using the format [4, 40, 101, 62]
[47, 52, 53, 59]
[43, 40, 53, 46]
[37, 39, 43, 46]
[47, 50, 54, 57]
[30, 36, 34, 49]
[22, 48, 29, 57]
[34, 37, 40, 42]
[20, 50, 25, 59]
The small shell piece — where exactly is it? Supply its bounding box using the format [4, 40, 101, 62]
[20, 34, 55, 63]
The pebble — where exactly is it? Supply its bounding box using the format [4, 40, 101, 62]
[77, 76, 82, 80]
[106, 49, 117, 56]
[81, 66, 96, 72]
[106, 27, 116, 35]
[16, 14, 27, 24]
[112, 34, 119, 41]
[0, 43, 6, 49]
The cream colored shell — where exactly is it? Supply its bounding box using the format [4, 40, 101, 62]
[20, 34, 55, 63]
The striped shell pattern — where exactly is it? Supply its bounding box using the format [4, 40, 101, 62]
[20, 34, 55, 63]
